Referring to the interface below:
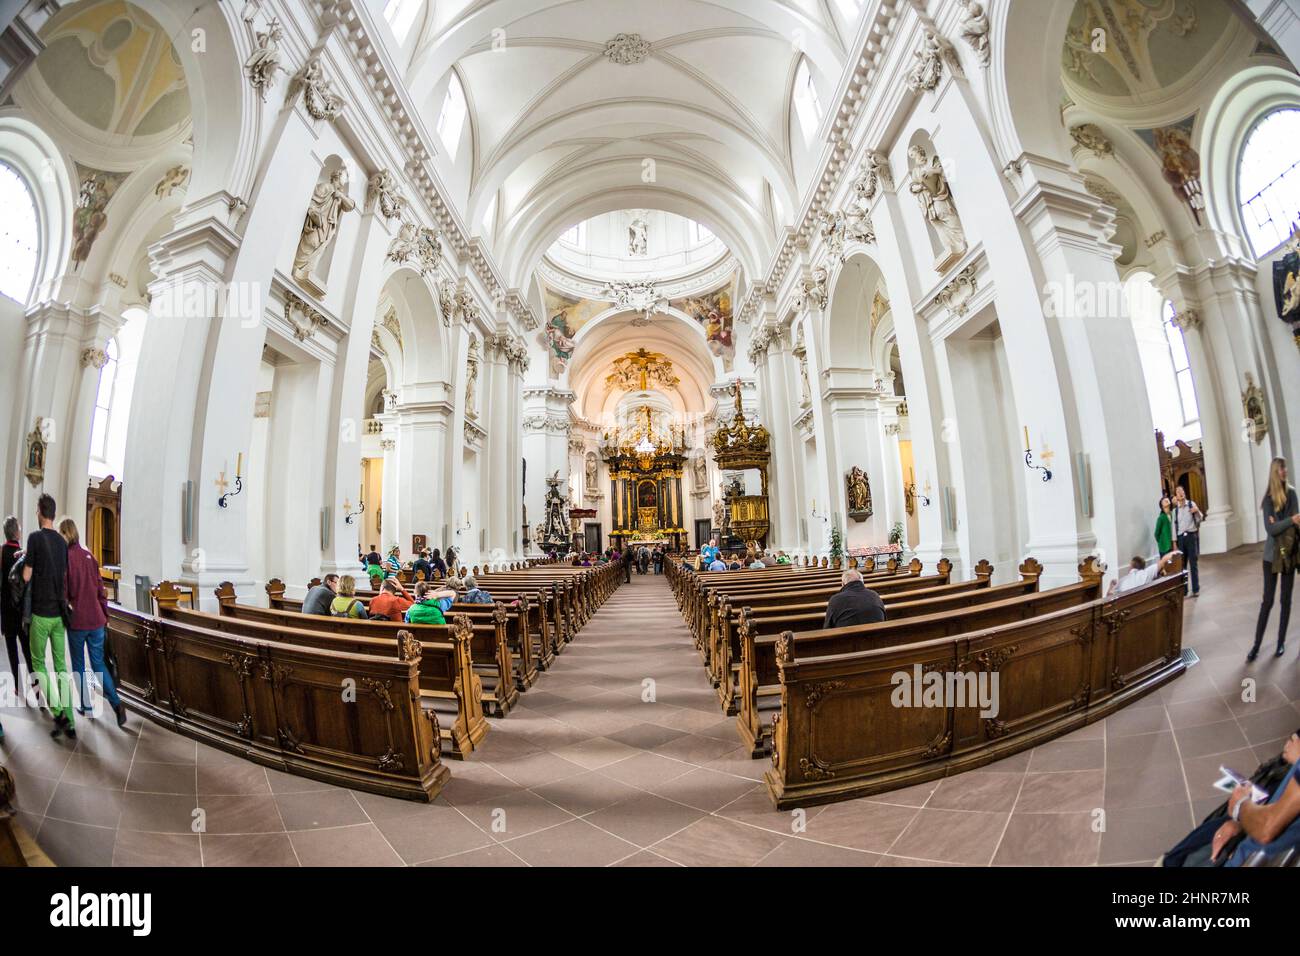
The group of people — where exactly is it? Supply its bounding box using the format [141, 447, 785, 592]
[359, 543, 455, 592]
[1128, 458, 1296, 662]
[302, 569, 495, 625]
[698, 540, 791, 573]
[0, 493, 125, 743]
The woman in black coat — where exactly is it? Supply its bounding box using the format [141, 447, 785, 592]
[1249, 458, 1300, 661]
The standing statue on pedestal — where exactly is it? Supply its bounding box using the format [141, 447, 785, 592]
[540, 471, 571, 551]
[907, 144, 966, 269]
[464, 335, 480, 420]
[294, 167, 356, 288]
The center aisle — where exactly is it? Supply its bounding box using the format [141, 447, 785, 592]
[436, 568, 807, 866]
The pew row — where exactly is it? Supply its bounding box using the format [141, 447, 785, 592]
[267, 579, 547, 691]
[735, 560, 1101, 756]
[106, 605, 449, 801]
[158, 593, 489, 759]
[697, 560, 955, 686]
[764, 571, 1187, 808]
[188, 583, 519, 719]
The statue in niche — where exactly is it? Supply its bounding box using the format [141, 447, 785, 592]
[692, 453, 707, 493]
[1242, 373, 1268, 444]
[712, 498, 724, 531]
[846, 466, 873, 519]
[628, 216, 648, 256]
[584, 451, 598, 491]
[293, 167, 356, 289]
[907, 144, 966, 268]
[464, 336, 481, 419]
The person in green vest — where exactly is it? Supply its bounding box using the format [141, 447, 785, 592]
[404, 581, 457, 624]
[1155, 496, 1174, 556]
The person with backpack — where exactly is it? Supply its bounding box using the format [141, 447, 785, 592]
[2, 516, 32, 696]
[329, 575, 368, 619]
[23, 493, 74, 739]
[59, 517, 126, 728]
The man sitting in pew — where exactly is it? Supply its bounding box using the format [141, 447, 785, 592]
[1107, 550, 1181, 598]
[368, 577, 414, 621]
[822, 569, 886, 628]
[302, 574, 339, 616]
[404, 581, 457, 624]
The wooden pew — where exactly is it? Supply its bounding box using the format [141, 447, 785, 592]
[197, 584, 519, 719]
[704, 559, 969, 688]
[106, 604, 448, 801]
[301, 576, 566, 670]
[764, 570, 1186, 808]
[157, 587, 488, 759]
[735, 560, 1101, 755]
[269, 580, 542, 692]
[697, 561, 953, 679]
[685, 559, 920, 650]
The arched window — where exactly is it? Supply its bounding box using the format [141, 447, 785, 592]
[436, 71, 468, 156]
[0, 162, 39, 304]
[1238, 107, 1300, 256]
[383, 0, 422, 44]
[1161, 300, 1200, 429]
[792, 57, 822, 144]
[88, 308, 146, 480]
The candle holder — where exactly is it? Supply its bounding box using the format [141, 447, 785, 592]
[217, 475, 244, 508]
[907, 482, 932, 507]
[1024, 447, 1053, 482]
[344, 499, 365, 525]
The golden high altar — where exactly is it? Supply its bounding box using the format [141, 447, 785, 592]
[713, 381, 771, 545]
[601, 406, 688, 549]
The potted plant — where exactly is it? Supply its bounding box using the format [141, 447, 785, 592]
[889, 521, 904, 547]
[829, 526, 844, 569]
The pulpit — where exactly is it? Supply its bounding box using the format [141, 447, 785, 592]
[712, 382, 771, 546]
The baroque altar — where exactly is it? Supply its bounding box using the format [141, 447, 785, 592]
[600, 406, 688, 550]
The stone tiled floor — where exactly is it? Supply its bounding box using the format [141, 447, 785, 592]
[2, 546, 1297, 866]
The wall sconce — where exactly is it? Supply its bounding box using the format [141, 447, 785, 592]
[456, 512, 472, 537]
[217, 454, 244, 508]
[343, 498, 365, 525]
[906, 480, 932, 509]
[810, 497, 829, 523]
[1022, 426, 1053, 482]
